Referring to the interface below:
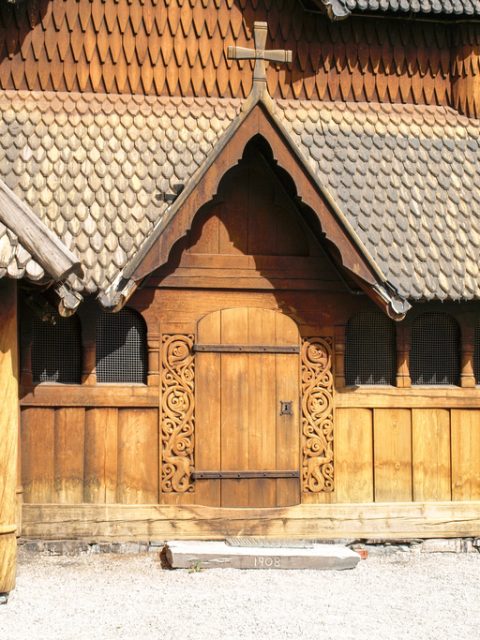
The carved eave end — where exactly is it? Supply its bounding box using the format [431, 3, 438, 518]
[373, 282, 412, 321]
[55, 282, 83, 318]
[97, 275, 138, 312]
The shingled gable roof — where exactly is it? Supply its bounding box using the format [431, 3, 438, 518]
[0, 89, 479, 312]
[0, 177, 82, 313]
[111, 88, 409, 319]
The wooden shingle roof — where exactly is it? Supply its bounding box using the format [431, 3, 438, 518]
[0, 89, 478, 306]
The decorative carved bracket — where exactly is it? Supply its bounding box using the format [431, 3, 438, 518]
[160, 334, 195, 493]
[301, 337, 334, 493]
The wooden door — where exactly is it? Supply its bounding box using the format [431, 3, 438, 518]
[195, 308, 300, 508]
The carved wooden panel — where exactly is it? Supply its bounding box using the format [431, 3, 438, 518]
[160, 334, 195, 493]
[301, 336, 334, 493]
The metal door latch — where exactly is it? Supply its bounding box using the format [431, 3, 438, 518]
[280, 401, 293, 416]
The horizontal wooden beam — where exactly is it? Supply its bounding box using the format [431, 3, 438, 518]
[21, 501, 480, 541]
[337, 388, 480, 409]
[20, 385, 159, 408]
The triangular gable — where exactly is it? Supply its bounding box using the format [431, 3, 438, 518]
[106, 95, 410, 319]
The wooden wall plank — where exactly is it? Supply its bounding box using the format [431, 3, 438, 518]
[373, 409, 412, 502]
[451, 410, 480, 501]
[21, 501, 480, 542]
[195, 311, 221, 506]
[84, 408, 118, 503]
[21, 407, 55, 503]
[412, 409, 451, 502]
[117, 409, 158, 504]
[275, 312, 301, 506]
[335, 408, 374, 503]
[54, 408, 85, 504]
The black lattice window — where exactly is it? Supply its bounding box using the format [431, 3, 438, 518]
[475, 321, 480, 385]
[345, 312, 396, 386]
[96, 309, 147, 384]
[410, 313, 460, 385]
[31, 314, 82, 384]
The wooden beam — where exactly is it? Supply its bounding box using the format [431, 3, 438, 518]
[21, 501, 480, 541]
[0, 280, 18, 593]
[0, 180, 81, 282]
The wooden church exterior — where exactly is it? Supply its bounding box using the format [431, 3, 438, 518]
[2, 0, 480, 592]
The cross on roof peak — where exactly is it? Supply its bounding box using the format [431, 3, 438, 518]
[227, 22, 292, 92]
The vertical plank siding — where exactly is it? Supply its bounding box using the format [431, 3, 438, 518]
[22, 407, 159, 505]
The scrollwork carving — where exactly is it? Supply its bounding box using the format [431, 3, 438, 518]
[301, 337, 334, 493]
[161, 334, 194, 493]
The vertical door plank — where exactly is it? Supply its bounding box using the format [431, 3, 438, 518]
[220, 308, 249, 506]
[374, 408, 412, 502]
[412, 409, 451, 502]
[54, 408, 85, 503]
[275, 312, 301, 507]
[195, 310, 221, 506]
[247, 308, 277, 507]
[451, 410, 480, 500]
[117, 409, 158, 504]
[84, 408, 118, 503]
[21, 407, 55, 503]
[335, 408, 374, 503]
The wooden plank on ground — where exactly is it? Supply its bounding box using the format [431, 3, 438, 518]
[412, 409, 451, 502]
[373, 409, 412, 502]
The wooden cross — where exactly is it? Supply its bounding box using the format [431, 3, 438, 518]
[227, 22, 292, 87]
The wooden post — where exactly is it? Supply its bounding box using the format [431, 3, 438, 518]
[334, 325, 345, 388]
[396, 325, 411, 388]
[459, 322, 476, 388]
[0, 279, 18, 594]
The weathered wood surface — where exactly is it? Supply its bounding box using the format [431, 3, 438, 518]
[21, 502, 480, 541]
[0, 280, 18, 593]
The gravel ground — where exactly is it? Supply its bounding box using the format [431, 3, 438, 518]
[1, 549, 480, 640]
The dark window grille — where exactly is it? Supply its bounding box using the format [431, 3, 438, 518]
[473, 321, 480, 385]
[96, 309, 147, 384]
[410, 313, 460, 386]
[31, 314, 81, 384]
[345, 312, 396, 386]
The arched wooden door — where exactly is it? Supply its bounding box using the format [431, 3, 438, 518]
[194, 308, 300, 508]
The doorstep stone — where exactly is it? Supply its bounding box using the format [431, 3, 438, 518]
[165, 540, 360, 570]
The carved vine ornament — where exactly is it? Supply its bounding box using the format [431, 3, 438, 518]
[301, 337, 335, 493]
[160, 334, 195, 493]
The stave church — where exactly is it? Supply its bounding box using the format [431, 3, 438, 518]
[2, 0, 480, 592]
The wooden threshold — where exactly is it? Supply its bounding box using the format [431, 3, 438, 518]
[22, 501, 480, 541]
